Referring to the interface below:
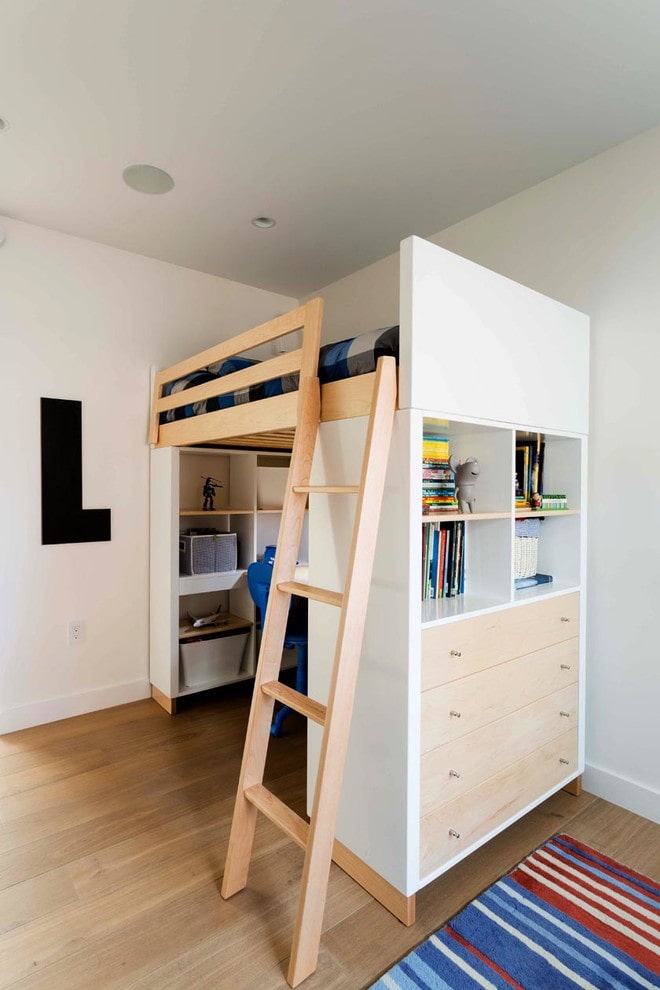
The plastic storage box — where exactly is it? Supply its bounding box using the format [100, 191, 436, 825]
[179, 531, 237, 575]
[179, 631, 249, 686]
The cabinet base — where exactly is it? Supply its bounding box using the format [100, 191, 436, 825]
[151, 684, 177, 715]
[563, 774, 582, 797]
[332, 839, 415, 925]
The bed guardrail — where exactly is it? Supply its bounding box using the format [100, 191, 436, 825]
[148, 298, 323, 447]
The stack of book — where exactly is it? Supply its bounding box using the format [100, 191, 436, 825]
[422, 435, 457, 514]
[422, 521, 465, 600]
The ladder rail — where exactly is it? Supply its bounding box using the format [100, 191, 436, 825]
[287, 355, 397, 986]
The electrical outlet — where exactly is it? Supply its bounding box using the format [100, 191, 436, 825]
[68, 620, 84, 644]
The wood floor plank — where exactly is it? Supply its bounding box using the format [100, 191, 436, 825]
[0, 866, 78, 937]
[0, 688, 657, 990]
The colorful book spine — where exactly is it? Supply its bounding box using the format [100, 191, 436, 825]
[421, 520, 466, 600]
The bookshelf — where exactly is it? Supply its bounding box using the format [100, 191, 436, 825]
[150, 446, 307, 712]
[419, 418, 584, 618]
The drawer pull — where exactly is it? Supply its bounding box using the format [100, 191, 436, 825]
[559, 758, 570, 765]
[560, 616, 571, 623]
[449, 710, 462, 719]
[449, 769, 461, 779]
[560, 711, 571, 718]
[448, 829, 461, 839]
[560, 664, 572, 670]
[450, 650, 462, 658]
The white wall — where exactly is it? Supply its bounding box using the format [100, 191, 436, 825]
[305, 123, 660, 824]
[0, 217, 296, 733]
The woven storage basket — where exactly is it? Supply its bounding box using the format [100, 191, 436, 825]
[514, 518, 541, 580]
[179, 532, 238, 575]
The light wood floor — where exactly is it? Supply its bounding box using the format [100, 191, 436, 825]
[1, 686, 658, 989]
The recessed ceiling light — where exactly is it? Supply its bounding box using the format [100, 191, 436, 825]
[0, 117, 10, 132]
[122, 164, 174, 195]
[251, 216, 276, 228]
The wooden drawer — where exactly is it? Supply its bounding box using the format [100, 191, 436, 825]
[421, 682, 578, 816]
[420, 728, 578, 878]
[421, 638, 578, 753]
[422, 593, 579, 691]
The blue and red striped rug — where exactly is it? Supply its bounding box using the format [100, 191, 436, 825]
[372, 834, 660, 989]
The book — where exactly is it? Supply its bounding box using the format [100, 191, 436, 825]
[514, 573, 553, 590]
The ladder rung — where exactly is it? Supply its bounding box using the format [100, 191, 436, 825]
[277, 581, 344, 607]
[261, 681, 327, 726]
[244, 784, 309, 850]
[292, 485, 359, 494]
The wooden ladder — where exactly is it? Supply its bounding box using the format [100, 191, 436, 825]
[221, 355, 397, 987]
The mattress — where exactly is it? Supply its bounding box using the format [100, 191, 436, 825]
[160, 325, 399, 424]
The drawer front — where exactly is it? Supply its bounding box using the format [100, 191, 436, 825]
[421, 682, 578, 817]
[422, 638, 578, 753]
[420, 728, 578, 878]
[422, 593, 579, 691]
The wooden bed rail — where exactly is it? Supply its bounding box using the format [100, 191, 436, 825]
[148, 298, 323, 446]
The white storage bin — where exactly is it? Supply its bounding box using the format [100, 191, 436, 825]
[179, 632, 248, 686]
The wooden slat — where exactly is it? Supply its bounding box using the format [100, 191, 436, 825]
[207, 431, 295, 450]
[244, 786, 309, 849]
[319, 373, 376, 422]
[156, 304, 312, 385]
[261, 682, 327, 726]
[298, 296, 323, 381]
[157, 391, 299, 447]
[277, 581, 344, 608]
[148, 373, 162, 445]
[292, 486, 359, 494]
[150, 684, 176, 715]
[157, 349, 303, 413]
[178, 612, 252, 641]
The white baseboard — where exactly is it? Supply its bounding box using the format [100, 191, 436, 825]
[583, 762, 660, 825]
[0, 679, 151, 735]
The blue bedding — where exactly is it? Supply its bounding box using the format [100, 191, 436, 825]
[160, 326, 399, 424]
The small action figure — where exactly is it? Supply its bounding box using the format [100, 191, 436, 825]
[201, 476, 223, 511]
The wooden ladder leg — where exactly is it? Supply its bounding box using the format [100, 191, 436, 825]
[221, 378, 321, 899]
[287, 357, 397, 987]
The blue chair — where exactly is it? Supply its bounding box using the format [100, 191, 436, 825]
[247, 560, 308, 737]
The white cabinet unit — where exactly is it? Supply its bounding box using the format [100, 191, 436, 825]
[150, 446, 306, 713]
[307, 238, 589, 904]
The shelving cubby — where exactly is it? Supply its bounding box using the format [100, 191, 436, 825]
[420, 417, 513, 622]
[150, 445, 306, 711]
[513, 430, 584, 603]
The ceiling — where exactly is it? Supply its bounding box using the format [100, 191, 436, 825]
[2, 0, 660, 297]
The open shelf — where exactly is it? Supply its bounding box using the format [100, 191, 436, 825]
[422, 592, 511, 626]
[179, 569, 247, 595]
[180, 507, 253, 516]
[422, 511, 510, 523]
[178, 669, 254, 696]
[178, 611, 252, 640]
[515, 509, 580, 518]
[514, 580, 580, 604]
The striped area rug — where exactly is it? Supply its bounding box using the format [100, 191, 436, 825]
[372, 834, 660, 989]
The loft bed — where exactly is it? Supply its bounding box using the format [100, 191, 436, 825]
[148, 298, 399, 450]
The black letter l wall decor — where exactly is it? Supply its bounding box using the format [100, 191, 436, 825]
[40, 397, 112, 545]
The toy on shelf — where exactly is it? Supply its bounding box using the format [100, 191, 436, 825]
[201, 475, 223, 511]
[449, 456, 480, 514]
